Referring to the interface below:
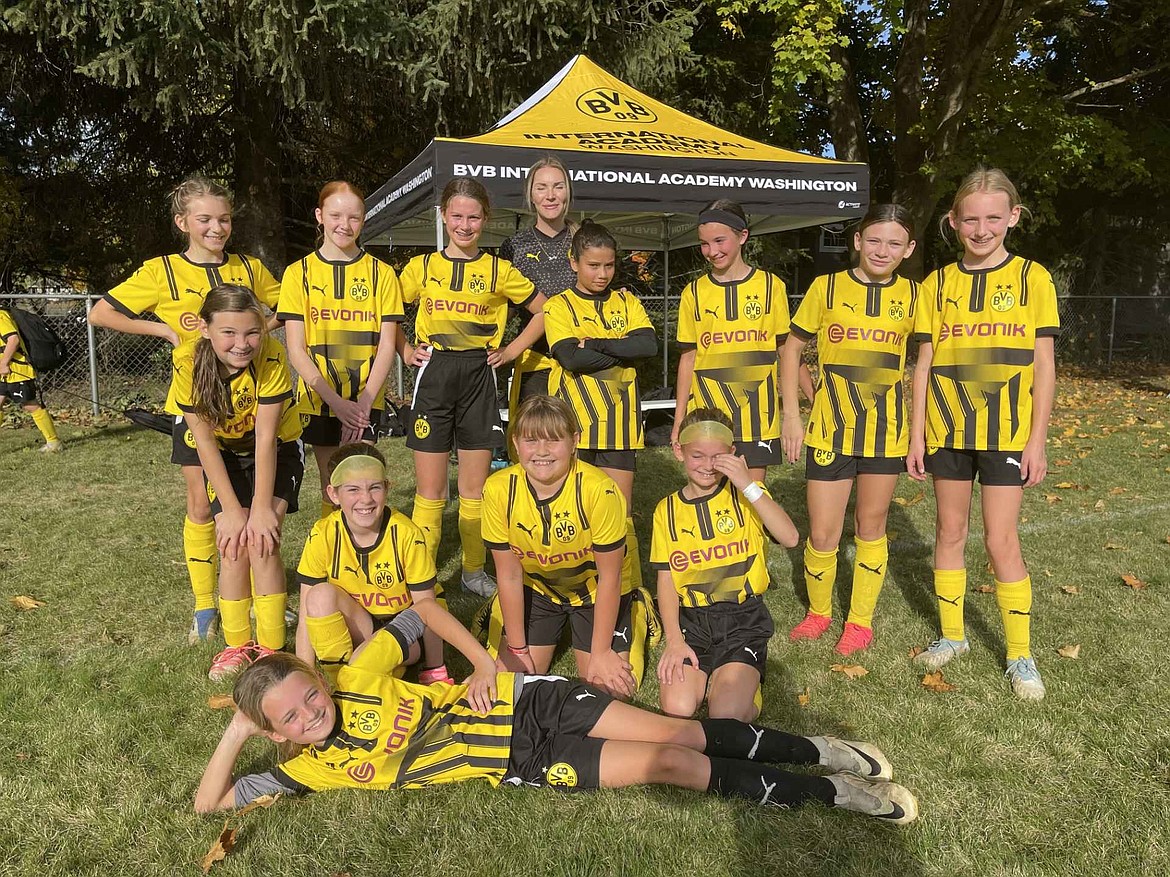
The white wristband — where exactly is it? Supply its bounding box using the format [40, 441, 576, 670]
[742, 481, 765, 503]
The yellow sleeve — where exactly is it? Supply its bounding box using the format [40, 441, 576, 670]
[790, 276, 826, 340]
[0, 310, 16, 343]
[1028, 262, 1061, 335]
[499, 259, 537, 306]
[249, 258, 282, 310]
[769, 273, 791, 339]
[913, 270, 940, 342]
[277, 260, 306, 321]
[256, 338, 293, 404]
[376, 258, 405, 322]
[543, 296, 577, 349]
[106, 259, 166, 317]
[480, 471, 510, 548]
[676, 281, 697, 345]
[588, 471, 628, 551]
[171, 341, 198, 412]
[297, 520, 331, 583]
[623, 291, 654, 334]
[399, 256, 425, 306]
[397, 514, 438, 589]
[648, 497, 672, 567]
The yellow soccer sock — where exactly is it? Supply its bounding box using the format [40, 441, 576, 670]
[622, 517, 643, 590]
[934, 568, 967, 641]
[253, 592, 287, 650]
[846, 535, 889, 629]
[996, 576, 1033, 661]
[219, 597, 253, 648]
[305, 611, 353, 687]
[319, 500, 334, 521]
[183, 517, 218, 612]
[628, 594, 649, 690]
[458, 496, 485, 573]
[412, 494, 446, 562]
[31, 407, 58, 443]
[803, 541, 838, 618]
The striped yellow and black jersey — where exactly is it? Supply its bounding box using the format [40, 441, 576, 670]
[545, 287, 655, 451]
[297, 509, 437, 619]
[792, 270, 918, 457]
[106, 253, 281, 414]
[499, 228, 574, 375]
[482, 459, 628, 606]
[0, 308, 36, 383]
[677, 269, 790, 443]
[277, 250, 403, 418]
[913, 256, 1060, 452]
[272, 623, 521, 793]
[650, 478, 774, 607]
[400, 251, 536, 351]
[172, 335, 301, 452]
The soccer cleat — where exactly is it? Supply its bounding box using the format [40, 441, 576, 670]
[461, 568, 497, 598]
[187, 608, 219, 644]
[834, 622, 873, 656]
[912, 636, 970, 671]
[40, 440, 63, 453]
[208, 642, 275, 683]
[829, 773, 918, 825]
[789, 612, 832, 642]
[1006, 656, 1046, 701]
[810, 736, 893, 781]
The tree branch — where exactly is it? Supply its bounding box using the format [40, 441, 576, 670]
[1062, 62, 1170, 101]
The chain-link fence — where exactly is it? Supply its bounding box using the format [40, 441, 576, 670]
[6, 289, 1169, 419]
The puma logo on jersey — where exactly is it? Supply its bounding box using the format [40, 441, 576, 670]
[842, 302, 857, 312]
[428, 276, 442, 286]
[859, 562, 884, 576]
[743, 646, 759, 661]
[344, 565, 361, 576]
[747, 725, 766, 760]
[581, 315, 598, 324]
[184, 287, 204, 297]
[187, 555, 215, 565]
[1006, 457, 1021, 469]
[311, 284, 328, 295]
[682, 527, 696, 538]
[605, 488, 616, 496]
[704, 308, 719, 318]
[575, 691, 596, 701]
[516, 522, 537, 537]
[806, 569, 826, 581]
[265, 356, 280, 364]
[525, 253, 541, 262]
[945, 296, 961, 307]
[413, 540, 427, 547]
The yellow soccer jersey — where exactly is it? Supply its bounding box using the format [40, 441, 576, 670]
[677, 269, 790, 443]
[0, 308, 36, 383]
[400, 251, 536, 350]
[650, 478, 773, 607]
[482, 459, 628, 606]
[545, 287, 655, 451]
[106, 253, 281, 414]
[172, 335, 301, 452]
[297, 509, 437, 619]
[274, 626, 520, 792]
[791, 270, 918, 458]
[913, 256, 1060, 452]
[277, 250, 404, 418]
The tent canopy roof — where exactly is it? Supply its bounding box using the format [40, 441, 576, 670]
[364, 55, 868, 250]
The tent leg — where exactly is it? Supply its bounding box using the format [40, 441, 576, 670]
[434, 205, 443, 251]
[662, 218, 670, 389]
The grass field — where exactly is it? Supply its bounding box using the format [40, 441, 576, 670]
[2, 372, 1168, 876]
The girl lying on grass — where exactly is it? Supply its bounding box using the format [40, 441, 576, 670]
[196, 597, 918, 824]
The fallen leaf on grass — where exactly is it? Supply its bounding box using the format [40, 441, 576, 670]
[908, 646, 923, 659]
[886, 530, 899, 541]
[237, 793, 281, 817]
[1053, 459, 1072, 467]
[1109, 487, 1128, 495]
[921, 671, 956, 693]
[974, 584, 995, 594]
[10, 595, 45, 610]
[1045, 494, 1061, 505]
[796, 687, 810, 707]
[1164, 534, 1170, 545]
[1094, 499, 1106, 511]
[1103, 542, 1126, 550]
[207, 694, 235, 710]
[892, 491, 925, 507]
[830, 663, 868, 679]
[1121, 573, 1148, 590]
[1061, 585, 1081, 595]
[1057, 643, 1081, 659]
[199, 823, 236, 874]
[1055, 481, 1083, 490]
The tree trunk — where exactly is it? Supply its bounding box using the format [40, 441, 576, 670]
[826, 42, 869, 164]
[232, 75, 286, 274]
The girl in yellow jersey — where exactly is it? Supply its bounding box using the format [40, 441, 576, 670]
[908, 169, 1059, 701]
[780, 205, 919, 656]
[498, 157, 577, 411]
[174, 286, 303, 682]
[196, 597, 919, 824]
[277, 181, 404, 519]
[545, 221, 657, 593]
[398, 177, 545, 598]
[90, 176, 281, 644]
[0, 304, 61, 451]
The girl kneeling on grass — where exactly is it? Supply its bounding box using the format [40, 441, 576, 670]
[176, 285, 304, 682]
[196, 596, 917, 824]
[654, 408, 799, 722]
[295, 443, 448, 687]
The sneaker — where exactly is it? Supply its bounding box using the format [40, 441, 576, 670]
[789, 612, 832, 642]
[40, 440, 63, 453]
[208, 642, 274, 683]
[187, 608, 219, 644]
[829, 773, 918, 825]
[810, 736, 893, 780]
[1006, 656, 1046, 701]
[912, 636, 970, 671]
[461, 568, 497, 598]
[834, 622, 873, 656]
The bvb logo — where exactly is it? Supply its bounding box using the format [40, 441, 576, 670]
[300, 412, 312, 428]
[991, 289, 1015, 312]
[414, 416, 431, 440]
[354, 709, 380, 735]
[235, 389, 255, 411]
[350, 279, 371, 302]
[553, 518, 578, 543]
[575, 88, 658, 123]
[716, 515, 736, 536]
[546, 762, 578, 788]
[743, 300, 763, 321]
[206, 482, 217, 503]
[184, 429, 197, 449]
[888, 303, 905, 322]
[608, 312, 627, 331]
[814, 448, 836, 467]
[468, 275, 488, 294]
[374, 570, 394, 590]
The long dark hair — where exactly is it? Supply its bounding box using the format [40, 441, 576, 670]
[191, 284, 266, 426]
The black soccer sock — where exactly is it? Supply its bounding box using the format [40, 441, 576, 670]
[706, 757, 835, 808]
[700, 718, 820, 765]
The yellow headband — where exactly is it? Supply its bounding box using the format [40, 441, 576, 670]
[678, 421, 734, 447]
[329, 455, 386, 488]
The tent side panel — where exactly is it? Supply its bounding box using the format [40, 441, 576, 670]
[364, 144, 440, 241]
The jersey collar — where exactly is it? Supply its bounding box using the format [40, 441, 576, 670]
[179, 252, 231, 269]
[706, 267, 756, 288]
[847, 268, 897, 288]
[342, 506, 392, 553]
[525, 457, 576, 506]
[312, 248, 367, 267]
[677, 476, 729, 505]
[440, 250, 488, 264]
[957, 253, 1016, 275]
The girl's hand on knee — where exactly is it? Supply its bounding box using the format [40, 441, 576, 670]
[657, 639, 699, 686]
[464, 667, 499, 715]
[217, 509, 250, 561]
[246, 507, 281, 557]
